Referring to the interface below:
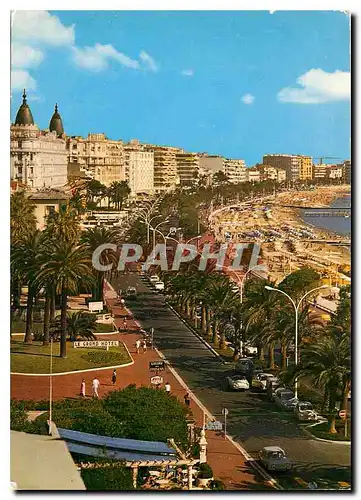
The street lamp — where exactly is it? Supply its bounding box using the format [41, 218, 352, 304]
[151, 219, 170, 249]
[48, 333, 56, 435]
[264, 284, 329, 399]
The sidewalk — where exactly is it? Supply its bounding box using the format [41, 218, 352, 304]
[10, 282, 274, 490]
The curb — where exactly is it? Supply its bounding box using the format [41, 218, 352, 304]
[302, 423, 351, 445]
[166, 302, 226, 364]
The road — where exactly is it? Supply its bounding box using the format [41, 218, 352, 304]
[112, 271, 351, 490]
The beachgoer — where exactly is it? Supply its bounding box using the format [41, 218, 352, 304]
[92, 377, 100, 398]
[112, 369, 117, 385]
[135, 339, 141, 354]
[123, 318, 127, 330]
[142, 339, 147, 353]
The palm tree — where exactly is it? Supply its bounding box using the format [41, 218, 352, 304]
[81, 226, 119, 302]
[44, 203, 80, 245]
[36, 241, 94, 358]
[11, 230, 43, 343]
[10, 190, 37, 246]
[50, 311, 97, 342]
[291, 327, 350, 434]
[108, 181, 131, 210]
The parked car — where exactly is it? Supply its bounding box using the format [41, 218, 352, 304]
[244, 344, 258, 356]
[235, 358, 254, 383]
[259, 446, 291, 472]
[126, 286, 137, 300]
[294, 402, 318, 421]
[274, 389, 294, 408]
[252, 373, 275, 391]
[149, 275, 159, 283]
[226, 375, 250, 391]
[281, 397, 299, 410]
[154, 281, 165, 291]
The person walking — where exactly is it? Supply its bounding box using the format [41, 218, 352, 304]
[184, 393, 191, 407]
[123, 318, 128, 331]
[135, 339, 141, 354]
[165, 382, 171, 395]
[92, 377, 100, 398]
[142, 339, 147, 354]
[111, 369, 117, 385]
[80, 379, 86, 397]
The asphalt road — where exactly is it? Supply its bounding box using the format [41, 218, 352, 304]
[112, 271, 351, 490]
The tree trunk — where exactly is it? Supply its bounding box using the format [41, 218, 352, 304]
[50, 290, 56, 322]
[212, 319, 219, 345]
[43, 293, 51, 346]
[328, 414, 337, 434]
[219, 330, 226, 350]
[201, 306, 207, 332]
[342, 380, 350, 411]
[206, 309, 212, 337]
[268, 343, 275, 370]
[258, 344, 265, 361]
[60, 287, 68, 358]
[24, 285, 34, 344]
[186, 300, 191, 317]
[281, 344, 287, 370]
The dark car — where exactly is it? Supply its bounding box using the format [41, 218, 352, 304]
[235, 357, 254, 383]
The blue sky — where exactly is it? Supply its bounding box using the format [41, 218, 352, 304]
[11, 10, 350, 165]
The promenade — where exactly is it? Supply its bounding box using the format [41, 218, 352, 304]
[10, 281, 272, 491]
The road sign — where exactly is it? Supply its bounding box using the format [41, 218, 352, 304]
[205, 421, 223, 431]
[222, 408, 229, 416]
[73, 340, 119, 349]
[339, 410, 347, 419]
[150, 376, 163, 386]
[149, 360, 165, 372]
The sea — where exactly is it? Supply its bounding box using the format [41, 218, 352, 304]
[300, 195, 351, 236]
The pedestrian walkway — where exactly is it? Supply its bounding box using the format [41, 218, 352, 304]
[10, 282, 273, 490]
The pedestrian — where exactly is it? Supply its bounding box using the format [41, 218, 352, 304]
[112, 369, 117, 385]
[120, 298, 125, 308]
[80, 378, 86, 397]
[184, 393, 191, 407]
[313, 298, 317, 308]
[165, 382, 171, 394]
[123, 318, 127, 330]
[142, 339, 147, 353]
[135, 339, 141, 354]
[92, 377, 100, 398]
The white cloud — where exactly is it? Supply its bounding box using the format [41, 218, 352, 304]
[241, 93, 255, 105]
[71, 43, 140, 72]
[278, 69, 351, 104]
[181, 69, 194, 77]
[139, 50, 159, 72]
[11, 69, 37, 91]
[12, 43, 44, 69]
[11, 10, 75, 46]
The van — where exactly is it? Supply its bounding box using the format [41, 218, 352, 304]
[235, 358, 254, 383]
[126, 286, 137, 300]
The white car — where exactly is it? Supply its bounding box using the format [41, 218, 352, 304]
[149, 275, 159, 283]
[294, 402, 318, 421]
[154, 281, 165, 291]
[226, 375, 250, 391]
[252, 373, 275, 391]
[259, 446, 291, 472]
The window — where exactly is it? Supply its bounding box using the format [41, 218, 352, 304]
[18, 167, 23, 174]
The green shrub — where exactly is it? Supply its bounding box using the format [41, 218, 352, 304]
[81, 350, 125, 365]
[10, 400, 27, 429]
[81, 463, 134, 491]
[197, 463, 213, 479]
[209, 479, 226, 490]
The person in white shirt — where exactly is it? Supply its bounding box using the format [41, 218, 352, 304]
[165, 382, 171, 394]
[135, 339, 141, 354]
[92, 377, 100, 398]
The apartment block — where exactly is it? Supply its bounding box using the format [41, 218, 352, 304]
[312, 163, 327, 180]
[67, 133, 125, 186]
[246, 167, 261, 183]
[176, 152, 199, 185]
[342, 160, 351, 184]
[326, 165, 343, 180]
[198, 155, 225, 175]
[124, 140, 154, 196]
[263, 154, 313, 182]
[224, 159, 246, 183]
[144, 144, 181, 192]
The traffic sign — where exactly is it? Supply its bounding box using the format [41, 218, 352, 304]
[149, 360, 165, 372]
[339, 410, 347, 419]
[150, 376, 163, 386]
[222, 408, 229, 416]
[205, 421, 223, 431]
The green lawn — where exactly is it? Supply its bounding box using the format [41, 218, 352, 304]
[95, 322, 117, 333]
[11, 340, 131, 374]
[307, 420, 351, 442]
[11, 319, 116, 334]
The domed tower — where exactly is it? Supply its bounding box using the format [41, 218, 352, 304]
[49, 103, 64, 137]
[14, 89, 34, 126]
